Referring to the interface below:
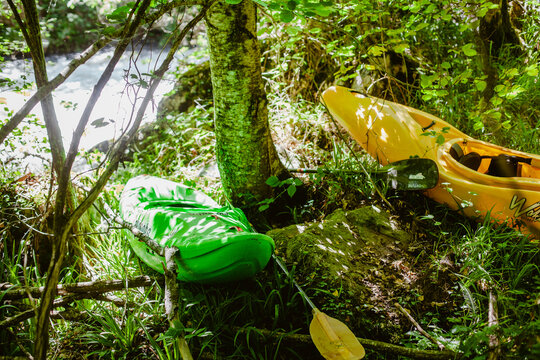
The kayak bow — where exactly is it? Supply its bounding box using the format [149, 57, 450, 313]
[322, 86, 540, 237]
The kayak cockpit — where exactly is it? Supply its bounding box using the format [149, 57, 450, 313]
[441, 139, 540, 189]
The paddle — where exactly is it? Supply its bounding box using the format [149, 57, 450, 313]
[289, 158, 439, 191]
[273, 255, 365, 360]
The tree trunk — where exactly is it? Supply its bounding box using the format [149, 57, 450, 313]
[476, 0, 523, 139]
[205, 0, 288, 209]
[478, 0, 522, 58]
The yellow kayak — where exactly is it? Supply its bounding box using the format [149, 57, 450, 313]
[322, 86, 540, 238]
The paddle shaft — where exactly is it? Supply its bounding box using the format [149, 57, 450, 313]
[288, 167, 401, 175]
[290, 168, 375, 175]
[272, 254, 317, 310]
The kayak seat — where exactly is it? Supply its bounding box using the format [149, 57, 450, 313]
[487, 154, 533, 177]
[450, 143, 534, 177]
[449, 143, 482, 171]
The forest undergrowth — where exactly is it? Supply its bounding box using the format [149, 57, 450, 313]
[1, 0, 540, 359]
[2, 85, 538, 358]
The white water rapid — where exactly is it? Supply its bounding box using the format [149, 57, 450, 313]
[1, 45, 183, 171]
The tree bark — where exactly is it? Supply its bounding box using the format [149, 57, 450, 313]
[205, 0, 288, 209]
[476, 0, 523, 138]
[478, 0, 522, 58]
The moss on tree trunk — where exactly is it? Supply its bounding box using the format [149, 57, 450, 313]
[205, 0, 287, 209]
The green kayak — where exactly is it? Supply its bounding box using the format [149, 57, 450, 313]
[120, 175, 275, 283]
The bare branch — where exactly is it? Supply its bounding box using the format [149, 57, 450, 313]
[164, 248, 194, 360]
[1, 276, 158, 328]
[232, 326, 460, 360]
[66, 1, 215, 232]
[395, 302, 447, 351]
[99, 198, 165, 256]
[487, 290, 501, 360]
[1, 275, 156, 300]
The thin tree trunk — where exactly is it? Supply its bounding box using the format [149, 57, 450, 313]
[30, 3, 212, 357]
[205, 0, 288, 209]
[2, 1, 211, 358]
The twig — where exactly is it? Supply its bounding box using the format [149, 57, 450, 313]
[6, 327, 35, 360]
[395, 302, 447, 351]
[93, 293, 137, 308]
[50, 308, 90, 322]
[232, 326, 460, 360]
[1, 275, 156, 300]
[1, 294, 85, 327]
[487, 289, 500, 360]
[0, 282, 154, 328]
[164, 247, 193, 360]
[99, 199, 165, 257]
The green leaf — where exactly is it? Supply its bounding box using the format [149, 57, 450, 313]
[436, 134, 445, 145]
[526, 65, 539, 77]
[409, 2, 423, 13]
[280, 9, 295, 23]
[225, 0, 243, 4]
[462, 43, 477, 57]
[415, 22, 429, 31]
[368, 45, 386, 56]
[91, 117, 114, 128]
[440, 11, 452, 21]
[102, 26, 116, 36]
[287, 0, 297, 10]
[314, 6, 332, 17]
[473, 120, 484, 131]
[266, 176, 280, 187]
[506, 68, 519, 78]
[107, 3, 135, 21]
[285, 26, 301, 35]
[287, 184, 297, 197]
[441, 62, 451, 70]
[494, 84, 505, 94]
[490, 96, 503, 106]
[425, 4, 437, 13]
[394, 43, 408, 54]
[475, 80, 487, 92]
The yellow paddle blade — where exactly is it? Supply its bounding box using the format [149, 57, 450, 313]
[309, 308, 365, 360]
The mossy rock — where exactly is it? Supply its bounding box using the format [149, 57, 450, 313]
[268, 206, 422, 342]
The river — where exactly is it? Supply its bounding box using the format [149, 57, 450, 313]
[0, 45, 188, 171]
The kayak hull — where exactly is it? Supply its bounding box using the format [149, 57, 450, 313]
[322, 86, 540, 237]
[120, 175, 275, 283]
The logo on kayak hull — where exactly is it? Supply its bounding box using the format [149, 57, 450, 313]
[509, 195, 540, 223]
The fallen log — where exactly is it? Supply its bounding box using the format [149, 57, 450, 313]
[232, 326, 460, 360]
[1, 275, 157, 300]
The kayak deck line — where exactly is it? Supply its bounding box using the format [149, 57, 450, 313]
[322, 86, 540, 237]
